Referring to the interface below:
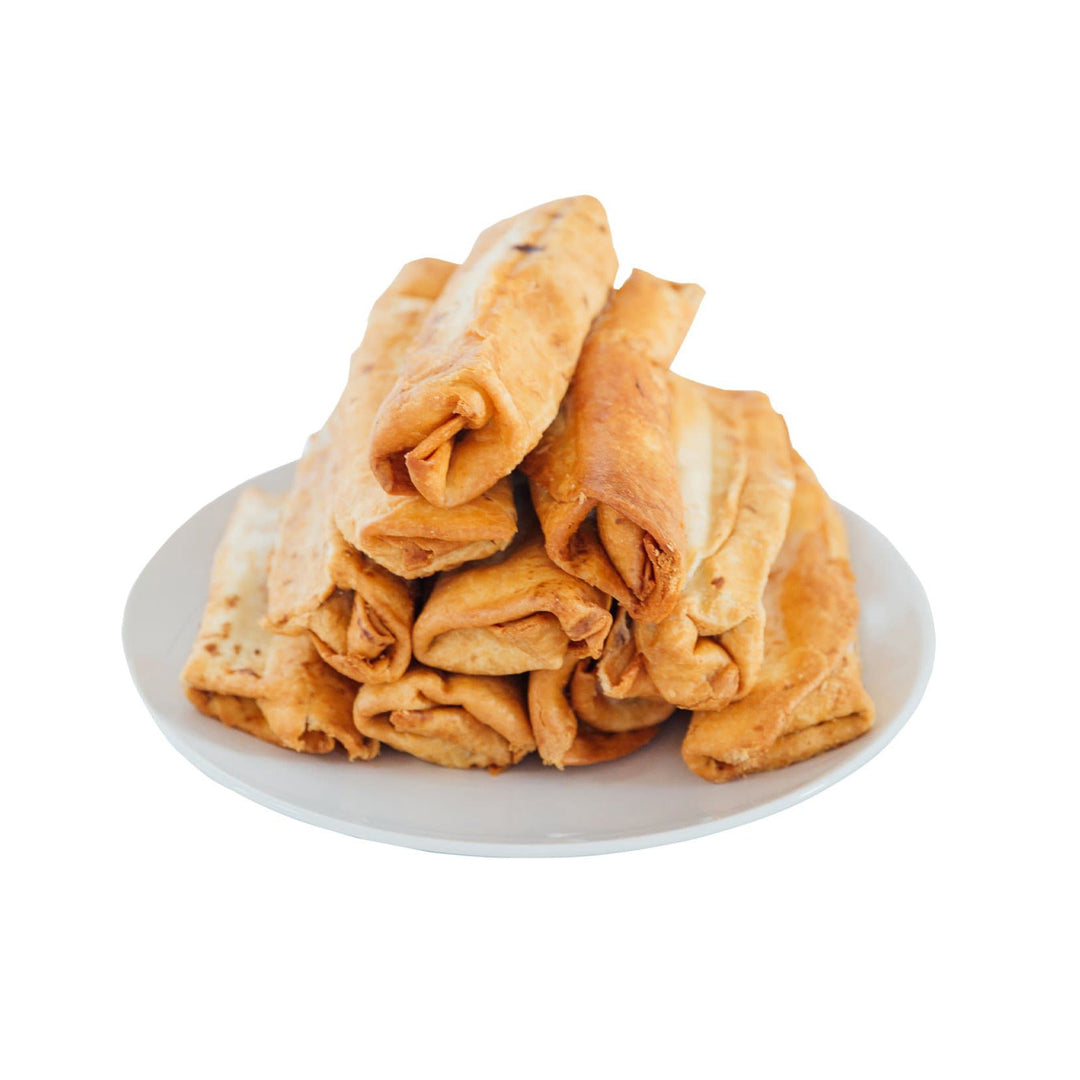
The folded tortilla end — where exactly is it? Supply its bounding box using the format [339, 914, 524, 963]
[560, 724, 661, 767]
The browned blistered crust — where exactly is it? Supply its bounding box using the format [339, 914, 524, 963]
[353, 666, 533, 771]
[528, 654, 671, 769]
[598, 384, 796, 712]
[523, 268, 704, 621]
[681, 456, 874, 781]
[182, 489, 374, 759]
[184, 688, 334, 753]
[332, 259, 518, 578]
[369, 196, 618, 507]
[412, 496, 612, 675]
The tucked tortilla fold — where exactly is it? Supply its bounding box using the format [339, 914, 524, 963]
[332, 258, 518, 578]
[597, 383, 796, 712]
[523, 268, 704, 621]
[412, 494, 613, 675]
[266, 429, 416, 684]
[353, 666, 533, 771]
[682, 456, 874, 781]
[529, 655, 671, 769]
[369, 196, 618, 507]
[182, 488, 374, 759]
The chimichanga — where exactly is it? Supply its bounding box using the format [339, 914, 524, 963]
[412, 496, 612, 675]
[597, 384, 796, 712]
[332, 259, 518, 578]
[182, 488, 374, 759]
[266, 429, 416, 684]
[369, 196, 618, 507]
[529, 656, 668, 769]
[682, 456, 874, 781]
[523, 269, 704, 621]
[353, 666, 534, 772]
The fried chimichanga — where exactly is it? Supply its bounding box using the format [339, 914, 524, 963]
[266, 429, 416, 684]
[332, 259, 518, 578]
[182, 489, 374, 759]
[369, 196, 618, 507]
[682, 456, 874, 781]
[353, 666, 533, 772]
[597, 384, 796, 712]
[528, 656, 669, 769]
[522, 269, 704, 621]
[412, 496, 612, 676]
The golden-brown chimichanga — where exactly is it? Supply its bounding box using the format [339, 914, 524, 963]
[266, 429, 416, 684]
[369, 196, 618, 507]
[528, 655, 670, 769]
[523, 268, 704, 621]
[182, 488, 374, 759]
[682, 455, 874, 781]
[353, 666, 534, 772]
[331, 259, 518, 578]
[597, 384, 796, 712]
[412, 495, 613, 675]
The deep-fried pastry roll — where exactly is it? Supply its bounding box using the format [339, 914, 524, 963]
[369, 196, 618, 507]
[182, 489, 374, 759]
[266, 430, 416, 684]
[598, 384, 796, 711]
[523, 268, 704, 621]
[528, 655, 670, 769]
[682, 456, 874, 781]
[353, 666, 533, 771]
[412, 499, 612, 675]
[332, 259, 518, 578]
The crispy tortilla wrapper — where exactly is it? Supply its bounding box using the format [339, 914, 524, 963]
[332, 259, 518, 578]
[181, 488, 284, 701]
[597, 384, 796, 711]
[266, 428, 416, 684]
[182, 489, 374, 759]
[523, 269, 704, 621]
[529, 655, 671, 769]
[682, 456, 874, 781]
[353, 666, 533, 771]
[412, 495, 613, 675]
[369, 196, 618, 507]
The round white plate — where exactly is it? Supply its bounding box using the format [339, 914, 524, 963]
[124, 463, 934, 857]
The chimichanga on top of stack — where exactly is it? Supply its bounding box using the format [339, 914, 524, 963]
[331, 258, 518, 579]
[523, 268, 705, 621]
[369, 196, 618, 508]
[596, 381, 796, 712]
[182, 488, 375, 760]
[264, 258, 523, 683]
[682, 455, 874, 781]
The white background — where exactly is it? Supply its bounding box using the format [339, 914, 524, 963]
[3, 2, 1077, 1077]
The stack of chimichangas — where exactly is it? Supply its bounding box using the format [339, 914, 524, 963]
[182, 196, 875, 781]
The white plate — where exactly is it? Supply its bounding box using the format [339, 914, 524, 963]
[123, 463, 934, 857]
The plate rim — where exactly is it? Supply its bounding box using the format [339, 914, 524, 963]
[123, 463, 935, 858]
